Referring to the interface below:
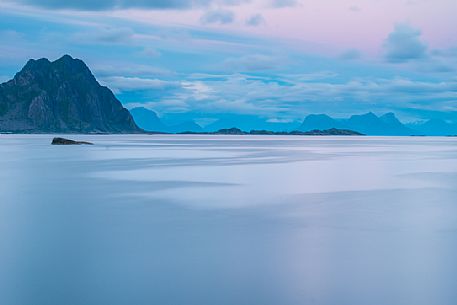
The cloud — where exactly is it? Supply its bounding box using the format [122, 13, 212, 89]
[200, 9, 235, 25]
[425, 47, 457, 73]
[156, 73, 457, 119]
[271, 0, 298, 8]
[267, 117, 295, 123]
[246, 14, 265, 27]
[141, 47, 161, 57]
[432, 47, 457, 58]
[93, 64, 174, 78]
[181, 81, 214, 100]
[13, 0, 249, 10]
[223, 54, 278, 71]
[283, 71, 338, 81]
[339, 49, 361, 60]
[99, 76, 178, 92]
[384, 24, 428, 63]
[84, 27, 134, 44]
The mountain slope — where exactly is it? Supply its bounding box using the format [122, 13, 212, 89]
[0, 55, 140, 133]
[409, 119, 457, 136]
[299, 112, 414, 135]
[299, 114, 342, 131]
[167, 121, 203, 133]
[129, 107, 203, 133]
[129, 107, 167, 132]
[346, 112, 414, 135]
[379, 113, 414, 135]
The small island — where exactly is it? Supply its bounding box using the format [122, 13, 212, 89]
[179, 127, 363, 136]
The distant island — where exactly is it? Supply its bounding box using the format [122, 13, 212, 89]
[130, 107, 457, 137]
[179, 127, 363, 136]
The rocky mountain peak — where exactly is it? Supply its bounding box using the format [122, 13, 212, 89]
[0, 55, 141, 133]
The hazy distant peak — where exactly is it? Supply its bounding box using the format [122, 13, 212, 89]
[350, 112, 379, 119]
[298, 112, 415, 135]
[303, 113, 337, 122]
[380, 112, 402, 124]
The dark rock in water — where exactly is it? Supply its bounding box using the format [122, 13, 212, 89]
[51, 137, 93, 145]
[0, 55, 141, 134]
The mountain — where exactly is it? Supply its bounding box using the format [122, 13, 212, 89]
[167, 121, 203, 133]
[346, 112, 387, 135]
[347, 112, 412, 135]
[0, 55, 140, 133]
[129, 107, 166, 132]
[299, 112, 414, 136]
[379, 113, 415, 135]
[409, 119, 457, 136]
[299, 114, 342, 131]
[129, 107, 203, 133]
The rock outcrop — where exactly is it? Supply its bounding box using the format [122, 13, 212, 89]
[51, 137, 93, 145]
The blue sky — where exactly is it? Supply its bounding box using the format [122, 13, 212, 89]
[1, 0, 457, 126]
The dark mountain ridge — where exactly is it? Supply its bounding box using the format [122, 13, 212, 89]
[0, 55, 140, 133]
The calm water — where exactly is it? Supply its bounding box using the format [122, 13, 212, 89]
[1, 135, 457, 305]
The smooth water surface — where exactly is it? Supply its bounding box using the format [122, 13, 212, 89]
[1, 135, 457, 305]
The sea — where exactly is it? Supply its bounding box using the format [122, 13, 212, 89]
[1, 134, 457, 305]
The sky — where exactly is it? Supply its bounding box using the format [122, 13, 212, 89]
[1, 0, 457, 126]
